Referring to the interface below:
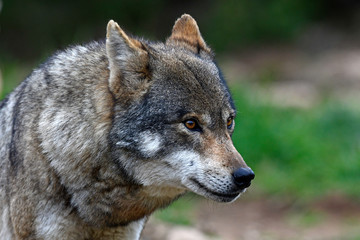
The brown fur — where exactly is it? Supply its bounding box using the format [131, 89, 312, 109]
[167, 14, 211, 54]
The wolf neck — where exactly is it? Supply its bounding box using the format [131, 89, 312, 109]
[121, 185, 185, 220]
[86, 186, 184, 239]
[82, 182, 185, 227]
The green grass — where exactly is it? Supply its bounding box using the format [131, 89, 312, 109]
[0, 61, 32, 99]
[287, 209, 326, 227]
[153, 195, 199, 226]
[230, 85, 360, 200]
[345, 235, 360, 240]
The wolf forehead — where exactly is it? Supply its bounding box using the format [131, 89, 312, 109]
[145, 48, 235, 113]
[141, 61, 235, 126]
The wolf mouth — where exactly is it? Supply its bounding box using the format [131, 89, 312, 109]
[189, 178, 241, 200]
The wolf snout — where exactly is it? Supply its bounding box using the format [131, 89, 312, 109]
[232, 167, 255, 189]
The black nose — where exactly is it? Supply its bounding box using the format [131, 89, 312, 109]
[232, 167, 255, 189]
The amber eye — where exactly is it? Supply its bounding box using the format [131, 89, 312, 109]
[185, 120, 196, 129]
[184, 119, 201, 132]
[227, 118, 234, 129]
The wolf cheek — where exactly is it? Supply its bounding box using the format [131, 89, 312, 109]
[179, 139, 254, 203]
[157, 144, 254, 203]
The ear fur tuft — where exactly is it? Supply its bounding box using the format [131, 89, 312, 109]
[106, 20, 144, 52]
[106, 20, 150, 101]
[166, 14, 211, 54]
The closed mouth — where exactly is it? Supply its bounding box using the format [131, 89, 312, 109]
[190, 178, 241, 201]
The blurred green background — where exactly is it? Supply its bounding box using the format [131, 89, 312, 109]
[1, 0, 360, 239]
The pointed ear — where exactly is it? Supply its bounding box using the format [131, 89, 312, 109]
[106, 20, 150, 100]
[166, 14, 211, 54]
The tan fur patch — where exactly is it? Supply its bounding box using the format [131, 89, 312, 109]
[107, 20, 145, 53]
[167, 14, 211, 53]
[204, 134, 247, 170]
[94, 68, 113, 137]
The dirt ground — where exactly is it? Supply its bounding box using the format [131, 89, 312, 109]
[142, 193, 360, 240]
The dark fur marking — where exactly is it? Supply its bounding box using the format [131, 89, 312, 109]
[9, 80, 29, 173]
[61, 185, 82, 219]
[214, 61, 236, 111]
[91, 166, 102, 182]
[110, 151, 140, 186]
[105, 220, 131, 228]
[4, 175, 15, 237]
[0, 95, 9, 110]
[196, 43, 201, 54]
[43, 69, 52, 85]
[163, 161, 176, 170]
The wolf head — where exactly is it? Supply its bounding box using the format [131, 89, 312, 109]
[107, 14, 254, 203]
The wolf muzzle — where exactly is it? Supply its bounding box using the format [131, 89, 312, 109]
[232, 167, 255, 189]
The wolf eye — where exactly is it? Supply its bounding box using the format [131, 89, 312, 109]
[184, 119, 201, 132]
[227, 118, 234, 129]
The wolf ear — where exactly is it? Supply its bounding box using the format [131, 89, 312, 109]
[106, 20, 150, 100]
[166, 14, 211, 54]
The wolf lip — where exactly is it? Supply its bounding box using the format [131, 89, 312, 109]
[189, 178, 241, 201]
[235, 181, 251, 189]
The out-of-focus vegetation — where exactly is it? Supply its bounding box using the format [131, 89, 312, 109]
[204, 0, 322, 51]
[1, 0, 358, 61]
[231, 85, 360, 200]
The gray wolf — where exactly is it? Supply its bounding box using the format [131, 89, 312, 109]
[0, 14, 254, 239]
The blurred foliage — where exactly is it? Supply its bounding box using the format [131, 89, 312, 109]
[0, 61, 32, 98]
[231, 85, 360, 200]
[153, 195, 199, 226]
[0, 0, 168, 60]
[205, 0, 321, 52]
[1, 0, 359, 62]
